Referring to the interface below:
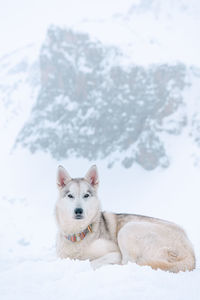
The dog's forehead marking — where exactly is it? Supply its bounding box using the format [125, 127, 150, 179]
[65, 178, 92, 195]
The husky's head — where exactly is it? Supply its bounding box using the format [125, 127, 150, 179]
[56, 165, 100, 233]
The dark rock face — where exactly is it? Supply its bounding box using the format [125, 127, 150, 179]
[16, 26, 187, 170]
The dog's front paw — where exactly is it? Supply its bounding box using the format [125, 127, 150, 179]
[90, 259, 104, 270]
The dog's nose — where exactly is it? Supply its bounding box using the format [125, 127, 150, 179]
[74, 208, 83, 215]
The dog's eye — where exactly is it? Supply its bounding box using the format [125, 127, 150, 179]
[67, 194, 74, 199]
[83, 193, 90, 199]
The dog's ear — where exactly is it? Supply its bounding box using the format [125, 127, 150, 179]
[85, 165, 99, 187]
[57, 165, 71, 189]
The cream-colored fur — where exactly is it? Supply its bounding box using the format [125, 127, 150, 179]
[55, 165, 196, 272]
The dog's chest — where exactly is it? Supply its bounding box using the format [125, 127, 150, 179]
[57, 235, 90, 260]
[67, 242, 87, 259]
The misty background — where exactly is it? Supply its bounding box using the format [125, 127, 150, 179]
[0, 1, 200, 299]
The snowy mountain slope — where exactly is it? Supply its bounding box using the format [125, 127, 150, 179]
[0, 0, 199, 170]
[15, 26, 192, 170]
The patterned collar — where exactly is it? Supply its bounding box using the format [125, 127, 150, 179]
[65, 224, 93, 242]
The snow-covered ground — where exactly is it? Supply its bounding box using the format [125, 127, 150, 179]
[1, 1, 200, 299]
[0, 142, 200, 300]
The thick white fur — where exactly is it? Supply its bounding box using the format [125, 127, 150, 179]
[55, 165, 196, 272]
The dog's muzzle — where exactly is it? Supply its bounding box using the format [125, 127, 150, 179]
[74, 208, 84, 219]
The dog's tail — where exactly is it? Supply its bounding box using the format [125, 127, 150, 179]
[142, 248, 196, 273]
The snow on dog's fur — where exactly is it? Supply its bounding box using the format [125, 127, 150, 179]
[55, 165, 196, 272]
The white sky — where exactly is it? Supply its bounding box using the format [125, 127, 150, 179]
[0, 0, 134, 56]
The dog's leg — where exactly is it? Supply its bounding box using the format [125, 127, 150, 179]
[91, 252, 121, 270]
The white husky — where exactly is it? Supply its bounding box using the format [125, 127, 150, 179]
[55, 165, 195, 272]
